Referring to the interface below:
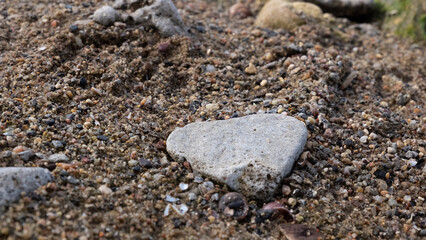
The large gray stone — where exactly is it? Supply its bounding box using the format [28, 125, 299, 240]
[0, 167, 53, 213]
[167, 114, 308, 200]
[131, 0, 188, 36]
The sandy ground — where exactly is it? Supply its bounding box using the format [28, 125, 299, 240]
[0, 0, 425, 239]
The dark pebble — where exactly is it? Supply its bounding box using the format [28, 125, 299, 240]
[69, 25, 78, 32]
[139, 158, 152, 168]
[374, 169, 387, 180]
[66, 176, 79, 185]
[97, 135, 109, 141]
[59, 170, 69, 177]
[344, 139, 354, 147]
[45, 119, 55, 126]
[258, 202, 293, 222]
[19, 150, 35, 162]
[196, 25, 206, 33]
[132, 166, 141, 172]
[26, 130, 37, 137]
[79, 77, 87, 88]
[66, 114, 75, 121]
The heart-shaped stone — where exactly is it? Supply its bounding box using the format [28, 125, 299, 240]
[166, 114, 307, 200]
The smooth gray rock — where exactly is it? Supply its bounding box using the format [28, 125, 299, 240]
[47, 153, 70, 163]
[167, 114, 308, 200]
[131, 0, 188, 36]
[0, 167, 53, 213]
[52, 140, 64, 149]
[93, 6, 121, 26]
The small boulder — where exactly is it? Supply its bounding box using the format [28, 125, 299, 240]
[93, 6, 121, 26]
[0, 167, 53, 213]
[167, 114, 308, 200]
[255, 0, 322, 30]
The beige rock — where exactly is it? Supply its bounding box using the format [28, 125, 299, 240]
[244, 63, 257, 75]
[291, 2, 323, 19]
[255, 0, 304, 30]
[255, 0, 322, 30]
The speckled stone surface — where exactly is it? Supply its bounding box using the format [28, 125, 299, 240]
[167, 114, 308, 200]
[0, 167, 53, 214]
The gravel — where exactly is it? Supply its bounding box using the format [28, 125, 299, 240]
[0, 0, 424, 238]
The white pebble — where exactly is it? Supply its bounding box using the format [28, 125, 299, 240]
[165, 195, 179, 203]
[98, 185, 112, 195]
[387, 147, 397, 154]
[205, 103, 219, 111]
[179, 183, 189, 191]
[128, 160, 138, 167]
[188, 193, 197, 201]
[172, 204, 188, 216]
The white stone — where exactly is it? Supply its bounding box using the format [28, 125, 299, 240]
[93, 6, 121, 26]
[98, 185, 113, 195]
[0, 167, 52, 213]
[166, 114, 307, 200]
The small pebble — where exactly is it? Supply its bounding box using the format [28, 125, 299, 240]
[139, 158, 152, 168]
[47, 153, 70, 163]
[93, 6, 121, 26]
[387, 147, 397, 154]
[188, 193, 197, 201]
[179, 183, 189, 191]
[52, 140, 64, 149]
[388, 198, 397, 207]
[98, 185, 112, 195]
[18, 150, 34, 162]
[97, 135, 109, 141]
[244, 63, 257, 75]
[128, 160, 138, 167]
[205, 103, 219, 111]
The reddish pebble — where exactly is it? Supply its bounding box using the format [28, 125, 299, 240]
[12, 145, 25, 154]
[155, 140, 167, 151]
[158, 42, 170, 52]
[51, 20, 58, 27]
[81, 157, 91, 164]
[260, 202, 294, 222]
[229, 3, 251, 19]
[323, 128, 334, 138]
[184, 161, 192, 172]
